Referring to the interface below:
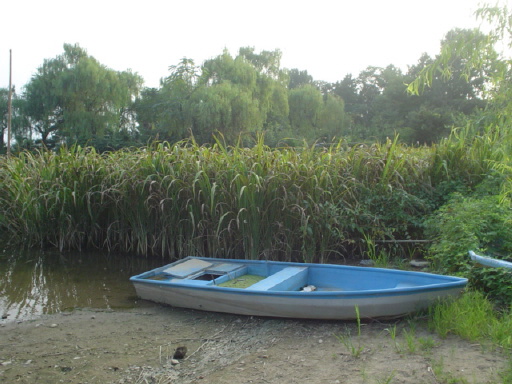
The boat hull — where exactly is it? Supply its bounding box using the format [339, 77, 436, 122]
[469, 251, 512, 269]
[131, 257, 467, 320]
[132, 282, 464, 319]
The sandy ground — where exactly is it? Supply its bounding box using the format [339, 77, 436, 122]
[0, 303, 508, 384]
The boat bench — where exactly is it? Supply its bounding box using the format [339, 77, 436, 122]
[249, 266, 308, 291]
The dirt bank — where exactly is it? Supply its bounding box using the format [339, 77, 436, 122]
[0, 303, 508, 383]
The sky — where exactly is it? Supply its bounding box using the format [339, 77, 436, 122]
[0, 0, 504, 91]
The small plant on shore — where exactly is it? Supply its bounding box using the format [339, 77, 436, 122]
[499, 361, 512, 384]
[335, 306, 364, 358]
[363, 234, 391, 268]
[355, 305, 362, 336]
[417, 336, 438, 353]
[385, 325, 402, 354]
[402, 328, 417, 354]
[387, 322, 437, 356]
[429, 356, 469, 384]
[334, 330, 364, 358]
[375, 370, 396, 384]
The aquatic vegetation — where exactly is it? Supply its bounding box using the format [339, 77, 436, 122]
[0, 138, 442, 261]
[0, 126, 506, 265]
[217, 274, 264, 288]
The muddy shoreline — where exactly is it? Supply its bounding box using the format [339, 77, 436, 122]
[0, 304, 507, 383]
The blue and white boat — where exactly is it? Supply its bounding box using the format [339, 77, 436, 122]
[130, 256, 467, 319]
[469, 251, 512, 269]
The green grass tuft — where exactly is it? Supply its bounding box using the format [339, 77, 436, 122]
[429, 290, 512, 350]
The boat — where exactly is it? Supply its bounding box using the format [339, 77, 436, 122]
[130, 256, 467, 320]
[469, 251, 512, 269]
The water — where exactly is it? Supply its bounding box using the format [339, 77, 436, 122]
[0, 247, 167, 321]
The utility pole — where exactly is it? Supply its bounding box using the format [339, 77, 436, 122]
[7, 49, 12, 156]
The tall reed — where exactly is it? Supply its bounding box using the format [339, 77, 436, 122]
[0, 134, 496, 261]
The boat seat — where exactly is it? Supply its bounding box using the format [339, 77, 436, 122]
[162, 258, 212, 278]
[249, 266, 308, 291]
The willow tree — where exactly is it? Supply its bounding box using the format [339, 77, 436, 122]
[133, 58, 200, 143]
[287, 82, 347, 143]
[408, 3, 512, 200]
[135, 48, 290, 146]
[317, 94, 346, 141]
[407, 8, 501, 107]
[407, 4, 510, 142]
[288, 84, 323, 141]
[190, 48, 290, 145]
[24, 43, 143, 149]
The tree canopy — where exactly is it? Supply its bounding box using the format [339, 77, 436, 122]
[1, 19, 501, 153]
[22, 44, 143, 150]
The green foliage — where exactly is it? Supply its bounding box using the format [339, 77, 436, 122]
[0, 138, 437, 260]
[428, 291, 512, 350]
[287, 84, 323, 139]
[8, 33, 493, 150]
[407, 26, 497, 96]
[425, 185, 512, 272]
[0, 101, 508, 264]
[287, 68, 313, 89]
[133, 58, 199, 144]
[469, 268, 512, 307]
[23, 43, 143, 149]
[133, 48, 291, 146]
[317, 94, 346, 141]
[405, 107, 453, 144]
[408, 5, 510, 144]
[286, 83, 348, 144]
[423, 138, 512, 303]
[334, 330, 364, 358]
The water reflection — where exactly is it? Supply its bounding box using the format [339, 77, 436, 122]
[0, 247, 166, 321]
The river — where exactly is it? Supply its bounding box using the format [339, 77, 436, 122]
[0, 246, 166, 321]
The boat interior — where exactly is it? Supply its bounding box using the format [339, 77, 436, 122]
[137, 256, 435, 292]
[141, 257, 313, 291]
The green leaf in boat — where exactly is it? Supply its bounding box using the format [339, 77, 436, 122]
[217, 275, 265, 288]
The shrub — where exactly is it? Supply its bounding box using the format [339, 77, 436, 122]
[426, 188, 512, 273]
[425, 176, 512, 303]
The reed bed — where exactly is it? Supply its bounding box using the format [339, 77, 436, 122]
[0, 134, 500, 261]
